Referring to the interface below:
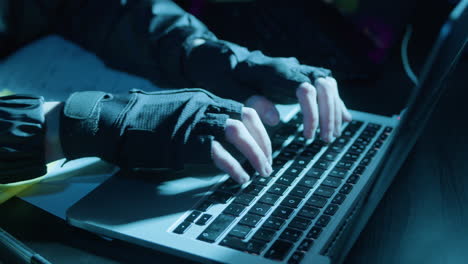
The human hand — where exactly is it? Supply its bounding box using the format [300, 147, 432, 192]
[185, 40, 352, 141]
[245, 77, 352, 142]
[212, 107, 272, 184]
[60, 89, 272, 184]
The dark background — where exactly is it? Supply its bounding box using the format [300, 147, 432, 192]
[1, 0, 468, 263]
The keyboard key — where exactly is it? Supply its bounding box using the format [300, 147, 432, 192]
[268, 184, 288, 196]
[283, 167, 302, 178]
[277, 176, 295, 186]
[243, 184, 264, 196]
[195, 214, 212, 225]
[272, 158, 288, 168]
[316, 215, 331, 227]
[300, 149, 318, 158]
[298, 206, 320, 219]
[185, 211, 202, 222]
[331, 193, 346, 205]
[367, 123, 381, 131]
[334, 137, 349, 145]
[173, 221, 191, 234]
[259, 193, 281, 205]
[220, 237, 267, 254]
[353, 166, 366, 175]
[348, 145, 365, 155]
[306, 168, 325, 179]
[288, 251, 305, 264]
[218, 179, 242, 194]
[313, 159, 331, 170]
[208, 192, 232, 204]
[322, 177, 342, 188]
[290, 186, 310, 198]
[197, 214, 235, 243]
[281, 196, 302, 209]
[263, 216, 286, 230]
[272, 206, 294, 219]
[290, 159, 309, 169]
[307, 226, 323, 239]
[347, 174, 360, 184]
[280, 228, 303, 243]
[239, 214, 262, 228]
[249, 202, 272, 217]
[324, 204, 339, 216]
[253, 228, 277, 242]
[233, 193, 256, 206]
[342, 152, 360, 162]
[335, 160, 354, 170]
[315, 186, 335, 198]
[297, 239, 314, 252]
[340, 184, 353, 194]
[196, 200, 213, 212]
[307, 195, 327, 208]
[321, 151, 339, 161]
[223, 204, 246, 217]
[298, 177, 318, 188]
[265, 240, 294, 261]
[244, 239, 267, 254]
[360, 157, 372, 166]
[289, 216, 311, 230]
[329, 168, 348, 178]
[228, 224, 252, 239]
[252, 176, 273, 186]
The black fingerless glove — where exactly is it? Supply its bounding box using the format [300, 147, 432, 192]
[184, 39, 332, 104]
[60, 89, 243, 170]
[0, 95, 46, 183]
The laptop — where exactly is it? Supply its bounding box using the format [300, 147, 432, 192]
[66, 1, 468, 263]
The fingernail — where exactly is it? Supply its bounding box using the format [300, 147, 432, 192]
[263, 164, 273, 177]
[240, 174, 250, 184]
[265, 109, 279, 125]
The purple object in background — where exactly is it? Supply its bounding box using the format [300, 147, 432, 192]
[356, 17, 396, 64]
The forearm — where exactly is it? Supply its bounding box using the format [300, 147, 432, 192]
[56, 0, 215, 88]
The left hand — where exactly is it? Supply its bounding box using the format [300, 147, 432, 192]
[245, 76, 352, 142]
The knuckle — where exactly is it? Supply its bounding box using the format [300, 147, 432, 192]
[225, 120, 245, 139]
[296, 84, 316, 98]
[242, 107, 258, 121]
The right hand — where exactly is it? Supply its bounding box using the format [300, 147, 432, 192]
[212, 107, 273, 184]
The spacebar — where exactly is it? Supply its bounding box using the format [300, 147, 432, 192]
[197, 214, 235, 243]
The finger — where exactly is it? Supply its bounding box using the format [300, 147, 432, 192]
[241, 107, 273, 164]
[225, 119, 273, 177]
[340, 98, 353, 122]
[296, 82, 319, 139]
[315, 78, 335, 142]
[334, 93, 342, 137]
[245, 95, 280, 126]
[211, 140, 250, 184]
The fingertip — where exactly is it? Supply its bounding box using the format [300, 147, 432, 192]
[265, 108, 280, 126]
[344, 110, 353, 122]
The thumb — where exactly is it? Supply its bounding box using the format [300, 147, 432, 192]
[245, 95, 280, 126]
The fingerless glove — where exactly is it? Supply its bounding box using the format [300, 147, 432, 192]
[60, 89, 243, 170]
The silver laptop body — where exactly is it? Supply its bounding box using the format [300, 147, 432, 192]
[67, 2, 468, 263]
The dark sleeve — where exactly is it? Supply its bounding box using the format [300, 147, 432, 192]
[0, 0, 212, 88]
[0, 95, 47, 184]
[55, 0, 215, 88]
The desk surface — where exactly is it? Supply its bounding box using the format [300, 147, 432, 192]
[1, 51, 467, 264]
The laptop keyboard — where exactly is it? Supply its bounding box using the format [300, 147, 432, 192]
[172, 113, 393, 263]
